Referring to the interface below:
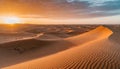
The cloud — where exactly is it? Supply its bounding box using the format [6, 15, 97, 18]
[0, 0, 120, 19]
[66, 0, 117, 6]
[65, 0, 120, 18]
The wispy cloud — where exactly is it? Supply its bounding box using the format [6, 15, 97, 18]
[66, 0, 117, 6]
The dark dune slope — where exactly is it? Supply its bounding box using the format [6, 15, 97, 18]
[0, 36, 75, 68]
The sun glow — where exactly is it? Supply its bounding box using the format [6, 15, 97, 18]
[1, 16, 22, 24]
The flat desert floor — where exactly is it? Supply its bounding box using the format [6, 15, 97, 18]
[0, 25, 120, 69]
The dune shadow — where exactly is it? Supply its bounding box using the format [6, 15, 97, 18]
[0, 39, 75, 68]
[109, 32, 120, 44]
[106, 25, 120, 44]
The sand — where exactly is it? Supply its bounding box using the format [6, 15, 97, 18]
[1, 26, 120, 69]
[0, 32, 35, 43]
[0, 33, 74, 68]
[66, 26, 113, 45]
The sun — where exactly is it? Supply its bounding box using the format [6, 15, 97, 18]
[2, 16, 21, 24]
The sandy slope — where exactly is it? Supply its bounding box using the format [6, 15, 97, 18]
[36, 33, 63, 40]
[0, 33, 74, 68]
[0, 32, 35, 43]
[2, 26, 120, 69]
[66, 26, 113, 45]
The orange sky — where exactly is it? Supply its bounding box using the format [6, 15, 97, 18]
[0, 0, 120, 24]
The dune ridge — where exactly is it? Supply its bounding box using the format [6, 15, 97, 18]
[0, 35, 75, 68]
[66, 26, 113, 44]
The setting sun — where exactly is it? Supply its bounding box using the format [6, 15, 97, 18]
[2, 16, 21, 24]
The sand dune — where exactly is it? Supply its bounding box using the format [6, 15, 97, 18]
[35, 33, 63, 40]
[0, 32, 35, 43]
[66, 26, 113, 45]
[0, 34, 75, 68]
[2, 26, 120, 69]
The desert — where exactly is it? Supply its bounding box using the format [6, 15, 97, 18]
[0, 25, 119, 69]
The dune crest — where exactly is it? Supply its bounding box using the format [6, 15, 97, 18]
[104, 26, 120, 44]
[66, 26, 113, 45]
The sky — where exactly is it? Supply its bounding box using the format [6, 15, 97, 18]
[0, 0, 120, 24]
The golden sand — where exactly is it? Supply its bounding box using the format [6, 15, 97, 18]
[2, 26, 120, 69]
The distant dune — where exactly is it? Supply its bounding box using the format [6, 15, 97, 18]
[0, 32, 35, 43]
[1, 26, 120, 69]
